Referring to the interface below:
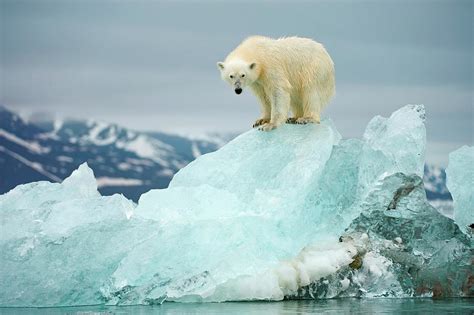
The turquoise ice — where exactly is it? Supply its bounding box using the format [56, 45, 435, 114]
[0, 105, 471, 306]
[446, 145, 474, 234]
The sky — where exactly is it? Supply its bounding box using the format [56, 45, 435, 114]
[0, 0, 472, 166]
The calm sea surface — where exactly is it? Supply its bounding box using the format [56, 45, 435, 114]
[0, 299, 472, 314]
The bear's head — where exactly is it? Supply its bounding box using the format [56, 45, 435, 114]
[217, 59, 258, 95]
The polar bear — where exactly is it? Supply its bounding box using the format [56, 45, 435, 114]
[217, 36, 335, 131]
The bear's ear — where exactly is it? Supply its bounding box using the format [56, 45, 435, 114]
[249, 62, 257, 70]
[217, 62, 225, 70]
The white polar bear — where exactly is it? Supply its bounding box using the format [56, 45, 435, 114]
[217, 36, 335, 131]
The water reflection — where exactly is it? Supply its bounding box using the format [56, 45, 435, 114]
[0, 299, 472, 315]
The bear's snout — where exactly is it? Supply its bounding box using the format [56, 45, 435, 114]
[235, 88, 243, 95]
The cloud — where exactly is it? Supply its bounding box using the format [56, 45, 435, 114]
[1, 0, 472, 166]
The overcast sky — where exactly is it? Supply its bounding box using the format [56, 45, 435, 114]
[1, 0, 472, 166]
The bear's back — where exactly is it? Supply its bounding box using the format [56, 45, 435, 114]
[235, 36, 327, 62]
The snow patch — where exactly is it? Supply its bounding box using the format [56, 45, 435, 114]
[0, 129, 51, 154]
[118, 135, 175, 167]
[56, 156, 74, 163]
[0, 145, 61, 182]
[96, 177, 144, 188]
[191, 142, 202, 158]
[87, 121, 117, 146]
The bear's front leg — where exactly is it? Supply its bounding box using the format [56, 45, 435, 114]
[251, 84, 271, 129]
[258, 89, 290, 131]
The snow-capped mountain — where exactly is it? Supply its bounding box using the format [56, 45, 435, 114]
[423, 164, 451, 200]
[0, 105, 452, 204]
[0, 106, 233, 201]
[423, 164, 453, 217]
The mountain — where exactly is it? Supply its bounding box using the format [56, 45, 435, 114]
[0, 106, 233, 201]
[423, 164, 453, 217]
[0, 105, 452, 204]
[423, 164, 451, 200]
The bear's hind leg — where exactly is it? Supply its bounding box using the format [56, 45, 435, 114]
[296, 90, 322, 124]
[287, 96, 304, 124]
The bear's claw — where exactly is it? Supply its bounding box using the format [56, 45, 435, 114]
[295, 117, 320, 124]
[253, 118, 270, 128]
[258, 123, 277, 131]
[286, 117, 298, 124]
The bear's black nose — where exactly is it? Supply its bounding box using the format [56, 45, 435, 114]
[235, 88, 242, 95]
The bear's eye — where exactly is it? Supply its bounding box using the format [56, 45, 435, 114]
[230, 75, 234, 79]
[241, 74, 245, 78]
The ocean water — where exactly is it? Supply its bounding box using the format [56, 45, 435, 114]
[0, 299, 472, 315]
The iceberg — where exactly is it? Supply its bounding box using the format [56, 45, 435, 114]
[0, 105, 472, 307]
[446, 146, 474, 235]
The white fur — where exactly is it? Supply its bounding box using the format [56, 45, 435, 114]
[218, 36, 335, 131]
